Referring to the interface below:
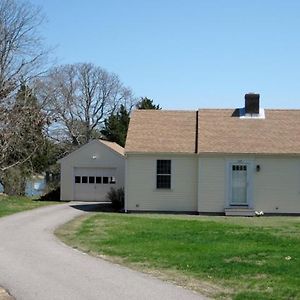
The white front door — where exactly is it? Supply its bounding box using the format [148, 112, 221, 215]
[229, 163, 249, 206]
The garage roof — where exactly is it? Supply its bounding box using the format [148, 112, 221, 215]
[100, 140, 125, 156]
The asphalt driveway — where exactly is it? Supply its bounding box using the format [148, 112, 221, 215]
[0, 202, 207, 300]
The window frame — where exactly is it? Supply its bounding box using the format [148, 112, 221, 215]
[110, 176, 116, 184]
[75, 176, 81, 184]
[88, 176, 95, 184]
[156, 159, 171, 189]
[81, 176, 88, 184]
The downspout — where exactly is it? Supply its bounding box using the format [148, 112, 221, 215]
[195, 110, 200, 213]
[195, 110, 198, 154]
[124, 153, 128, 212]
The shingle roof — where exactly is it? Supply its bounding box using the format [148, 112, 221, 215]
[198, 109, 300, 154]
[126, 108, 300, 155]
[125, 110, 197, 153]
[100, 140, 125, 156]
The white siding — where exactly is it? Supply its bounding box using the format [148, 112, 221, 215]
[198, 155, 300, 214]
[60, 140, 125, 201]
[126, 154, 198, 212]
[254, 157, 300, 213]
[198, 157, 226, 212]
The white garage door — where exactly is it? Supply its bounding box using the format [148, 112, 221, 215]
[74, 167, 117, 201]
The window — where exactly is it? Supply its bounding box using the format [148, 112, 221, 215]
[156, 160, 171, 189]
[89, 176, 95, 184]
[103, 176, 109, 184]
[81, 176, 88, 183]
[110, 176, 116, 184]
[75, 176, 81, 184]
[232, 165, 247, 171]
[96, 176, 102, 184]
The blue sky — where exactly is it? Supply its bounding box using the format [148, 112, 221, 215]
[31, 0, 300, 109]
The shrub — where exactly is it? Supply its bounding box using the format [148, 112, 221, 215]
[107, 187, 124, 211]
[38, 187, 60, 201]
[1, 167, 26, 196]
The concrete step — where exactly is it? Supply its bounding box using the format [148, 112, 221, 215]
[225, 207, 255, 216]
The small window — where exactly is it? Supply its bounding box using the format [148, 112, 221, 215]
[89, 176, 95, 184]
[96, 176, 102, 184]
[103, 177, 109, 184]
[110, 177, 116, 184]
[156, 160, 171, 189]
[232, 165, 247, 172]
[82, 176, 88, 183]
[75, 176, 81, 184]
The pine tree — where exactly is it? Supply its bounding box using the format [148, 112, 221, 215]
[1, 84, 46, 195]
[101, 105, 130, 147]
[136, 97, 161, 110]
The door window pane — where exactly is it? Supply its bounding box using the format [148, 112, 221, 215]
[82, 176, 88, 183]
[103, 177, 109, 184]
[231, 164, 247, 204]
[89, 176, 95, 184]
[96, 176, 102, 184]
[75, 176, 81, 183]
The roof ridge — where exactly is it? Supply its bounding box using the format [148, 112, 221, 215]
[133, 109, 195, 112]
[265, 108, 300, 111]
[198, 108, 300, 111]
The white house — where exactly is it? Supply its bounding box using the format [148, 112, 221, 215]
[59, 139, 125, 201]
[125, 94, 300, 215]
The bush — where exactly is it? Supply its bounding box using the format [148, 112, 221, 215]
[1, 167, 26, 196]
[107, 187, 124, 211]
[38, 187, 60, 201]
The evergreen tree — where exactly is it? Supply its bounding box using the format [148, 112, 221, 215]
[0, 84, 46, 195]
[101, 105, 130, 147]
[136, 97, 161, 110]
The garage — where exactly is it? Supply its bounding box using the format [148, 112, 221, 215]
[59, 140, 125, 201]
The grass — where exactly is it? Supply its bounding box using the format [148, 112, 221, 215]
[0, 195, 61, 218]
[56, 213, 300, 300]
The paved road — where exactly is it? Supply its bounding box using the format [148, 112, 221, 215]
[0, 203, 207, 300]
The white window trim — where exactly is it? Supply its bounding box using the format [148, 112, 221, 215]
[154, 159, 173, 191]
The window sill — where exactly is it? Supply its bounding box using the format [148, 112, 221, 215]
[154, 188, 173, 192]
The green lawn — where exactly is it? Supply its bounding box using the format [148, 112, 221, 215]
[56, 213, 300, 300]
[0, 195, 61, 218]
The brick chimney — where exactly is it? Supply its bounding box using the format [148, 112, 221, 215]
[245, 93, 260, 114]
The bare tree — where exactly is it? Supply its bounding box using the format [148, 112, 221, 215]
[0, 0, 48, 101]
[39, 63, 136, 145]
[0, 0, 49, 174]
